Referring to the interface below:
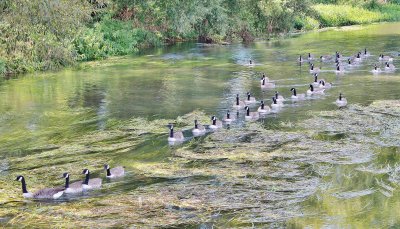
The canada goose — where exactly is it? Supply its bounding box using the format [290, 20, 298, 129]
[309, 63, 320, 73]
[223, 110, 236, 122]
[15, 175, 64, 199]
[312, 73, 320, 87]
[244, 106, 259, 120]
[372, 64, 382, 74]
[307, 84, 324, 95]
[245, 92, 256, 104]
[209, 116, 222, 129]
[362, 48, 370, 57]
[271, 97, 283, 109]
[290, 88, 306, 100]
[379, 54, 393, 62]
[384, 62, 395, 71]
[298, 55, 307, 63]
[354, 52, 362, 62]
[62, 173, 83, 194]
[335, 63, 345, 74]
[168, 125, 184, 142]
[274, 91, 285, 103]
[335, 93, 347, 107]
[347, 58, 355, 67]
[335, 51, 342, 59]
[320, 55, 333, 62]
[192, 120, 206, 135]
[82, 169, 102, 190]
[308, 53, 314, 61]
[260, 76, 276, 88]
[104, 164, 125, 178]
[257, 100, 271, 113]
[233, 94, 246, 109]
[318, 80, 332, 89]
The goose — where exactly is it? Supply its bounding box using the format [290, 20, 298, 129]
[271, 97, 283, 109]
[335, 93, 347, 107]
[362, 48, 370, 57]
[104, 164, 125, 178]
[257, 100, 271, 113]
[62, 173, 83, 194]
[223, 110, 236, 122]
[290, 88, 305, 100]
[309, 63, 320, 73]
[244, 106, 259, 121]
[307, 53, 314, 61]
[318, 80, 332, 89]
[168, 125, 184, 142]
[379, 54, 393, 62]
[274, 91, 285, 103]
[82, 169, 102, 190]
[384, 62, 395, 71]
[335, 51, 342, 59]
[347, 58, 355, 67]
[192, 119, 206, 135]
[311, 73, 320, 87]
[15, 175, 64, 199]
[298, 55, 306, 63]
[320, 55, 333, 62]
[307, 84, 324, 95]
[372, 64, 382, 74]
[209, 116, 222, 129]
[354, 52, 362, 62]
[244, 92, 256, 104]
[233, 94, 246, 109]
[335, 63, 345, 74]
[260, 76, 275, 88]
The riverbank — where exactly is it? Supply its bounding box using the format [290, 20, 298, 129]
[1, 1, 400, 77]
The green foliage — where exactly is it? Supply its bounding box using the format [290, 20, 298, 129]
[313, 4, 384, 26]
[379, 4, 400, 21]
[74, 17, 161, 61]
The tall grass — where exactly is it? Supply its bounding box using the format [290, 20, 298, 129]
[313, 4, 384, 27]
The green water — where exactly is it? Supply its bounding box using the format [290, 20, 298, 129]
[1, 23, 400, 227]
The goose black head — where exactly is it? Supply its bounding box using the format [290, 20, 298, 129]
[319, 80, 325, 86]
[314, 73, 318, 82]
[63, 173, 69, 178]
[348, 58, 351, 64]
[339, 93, 343, 100]
[82, 169, 89, 175]
[260, 100, 265, 109]
[309, 84, 314, 92]
[15, 175, 24, 182]
[272, 97, 277, 104]
[104, 164, 110, 170]
[290, 88, 297, 96]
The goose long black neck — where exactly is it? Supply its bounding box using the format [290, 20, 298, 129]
[65, 176, 70, 189]
[169, 127, 174, 138]
[314, 74, 317, 82]
[212, 118, 216, 125]
[246, 108, 250, 116]
[339, 93, 342, 101]
[84, 172, 90, 185]
[106, 168, 111, 176]
[261, 101, 265, 109]
[336, 65, 340, 71]
[348, 59, 351, 64]
[21, 178, 28, 194]
[262, 78, 265, 85]
[275, 92, 279, 99]
[292, 88, 297, 96]
[364, 48, 367, 55]
[226, 111, 230, 119]
[247, 93, 250, 101]
[194, 120, 198, 129]
[236, 94, 239, 105]
[310, 85, 314, 92]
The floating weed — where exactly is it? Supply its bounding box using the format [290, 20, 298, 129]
[2, 101, 400, 227]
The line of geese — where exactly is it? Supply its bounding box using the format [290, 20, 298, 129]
[15, 164, 124, 199]
[168, 51, 363, 142]
[299, 49, 396, 74]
